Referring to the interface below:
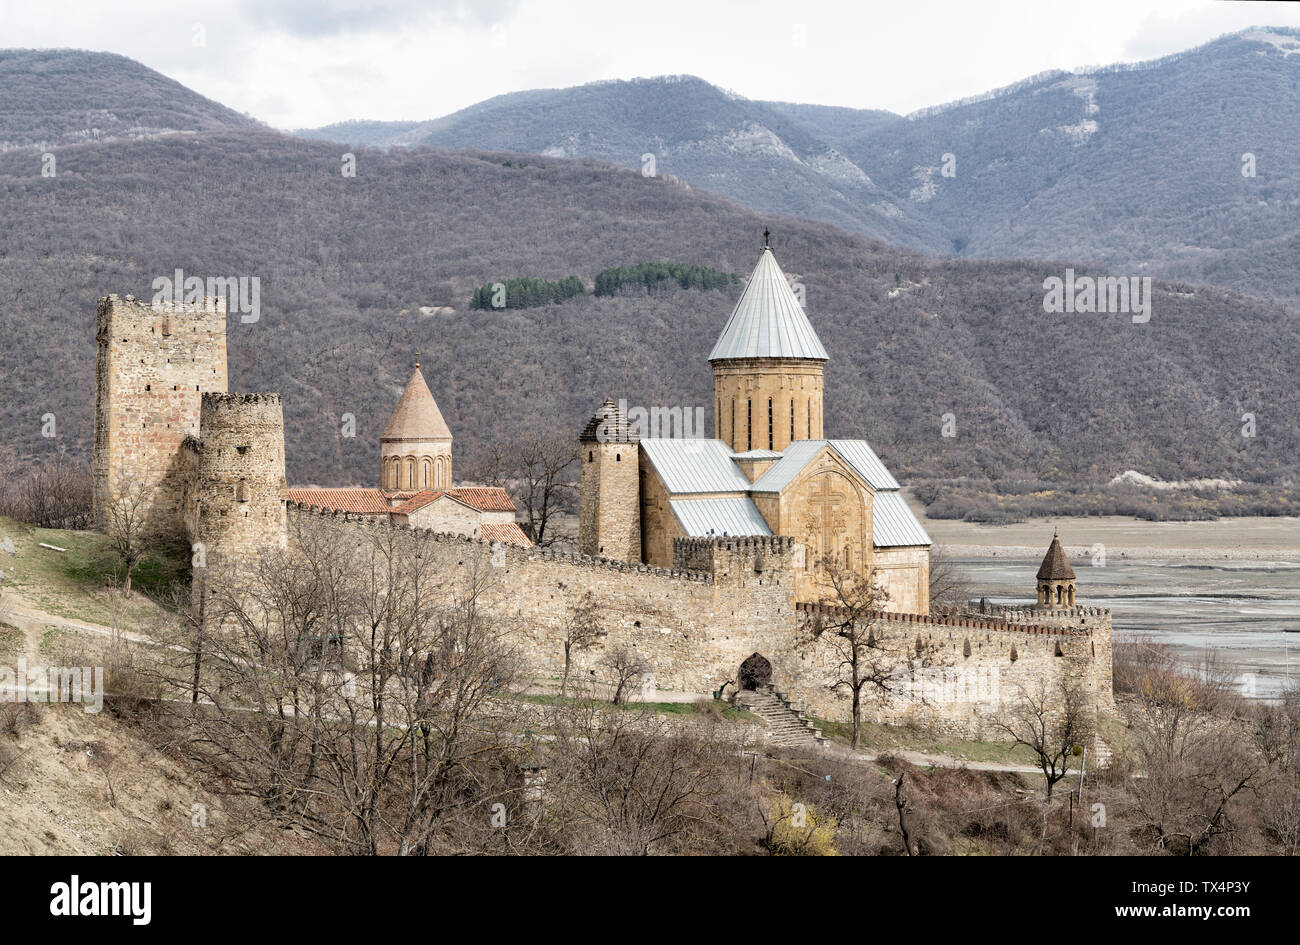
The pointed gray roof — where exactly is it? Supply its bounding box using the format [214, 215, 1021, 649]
[708, 247, 829, 361]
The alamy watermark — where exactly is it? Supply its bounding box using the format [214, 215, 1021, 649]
[152, 268, 261, 323]
[1043, 268, 1150, 324]
[595, 399, 707, 442]
[0, 659, 103, 713]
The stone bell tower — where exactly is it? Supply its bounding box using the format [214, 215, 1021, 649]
[1036, 529, 1077, 608]
[578, 398, 640, 563]
[709, 233, 828, 453]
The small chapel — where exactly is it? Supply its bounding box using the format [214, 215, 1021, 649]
[579, 238, 932, 612]
[285, 363, 532, 547]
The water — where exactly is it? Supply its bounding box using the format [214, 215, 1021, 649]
[959, 558, 1300, 699]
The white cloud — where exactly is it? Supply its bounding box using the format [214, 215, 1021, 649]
[5, 0, 1300, 128]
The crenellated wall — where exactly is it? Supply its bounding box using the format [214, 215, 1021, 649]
[276, 505, 1113, 741]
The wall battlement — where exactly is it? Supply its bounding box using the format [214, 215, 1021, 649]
[794, 600, 1090, 636]
[287, 502, 713, 583]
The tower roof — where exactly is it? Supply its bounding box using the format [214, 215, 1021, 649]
[708, 246, 829, 362]
[580, 397, 638, 443]
[1036, 530, 1077, 581]
[381, 364, 452, 441]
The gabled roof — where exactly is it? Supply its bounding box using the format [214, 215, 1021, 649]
[285, 486, 516, 516]
[670, 497, 772, 537]
[479, 522, 532, 547]
[580, 397, 637, 443]
[750, 439, 899, 494]
[1037, 531, 1077, 581]
[872, 491, 932, 547]
[708, 247, 829, 361]
[398, 487, 517, 515]
[382, 364, 452, 441]
[639, 438, 752, 494]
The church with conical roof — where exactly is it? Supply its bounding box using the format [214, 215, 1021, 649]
[579, 239, 932, 612]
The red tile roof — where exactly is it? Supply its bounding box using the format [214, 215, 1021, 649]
[284, 488, 392, 514]
[479, 522, 532, 547]
[446, 487, 517, 513]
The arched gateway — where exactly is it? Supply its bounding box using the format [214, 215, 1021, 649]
[738, 653, 773, 691]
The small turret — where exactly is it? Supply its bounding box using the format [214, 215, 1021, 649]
[1036, 529, 1077, 607]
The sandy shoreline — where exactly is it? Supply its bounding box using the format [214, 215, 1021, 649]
[913, 511, 1300, 562]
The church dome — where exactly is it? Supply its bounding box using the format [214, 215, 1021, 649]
[381, 364, 452, 442]
[708, 245, 829, 362]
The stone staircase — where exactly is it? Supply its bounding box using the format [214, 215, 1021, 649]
[735, 685, 829, 750]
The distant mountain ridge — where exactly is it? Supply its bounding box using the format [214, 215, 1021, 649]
[299, 28, 1300, 302]
[0, 49, 261, 150]
[0, 44, 1295, 499]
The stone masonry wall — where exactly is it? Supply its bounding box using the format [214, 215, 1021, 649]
[93, 295, 228, 539]
[192, 393, 287, 569]
[281, 506, 1110, 742]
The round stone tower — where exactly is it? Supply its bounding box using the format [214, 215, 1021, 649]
[578, 398, 641, 562]
[1036, 529, 1077, 607]
[193, 392, 287, 569]
[710, 240, 828, 453]
[380, 363, 453, 491]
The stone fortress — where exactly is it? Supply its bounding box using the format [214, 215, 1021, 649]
[90, 239, 1114, 743]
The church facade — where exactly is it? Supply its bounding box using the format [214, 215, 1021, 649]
[580, 244, 931, 612]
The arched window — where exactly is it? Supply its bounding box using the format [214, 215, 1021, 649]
[422, 459, 431, 489]
[406, 458, 415, 490]
[790, 399, 795, 443]
[844, 545, 851, 569]
[768, 398, 773, 450]
[746, 400, 752, 451]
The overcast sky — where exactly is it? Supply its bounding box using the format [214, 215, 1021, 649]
[6, 0, 1300, 128]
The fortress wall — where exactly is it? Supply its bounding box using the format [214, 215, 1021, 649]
[92, 295, 228, 538]
[276, 506, 1110, 739]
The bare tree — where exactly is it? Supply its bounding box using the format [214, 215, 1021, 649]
[602, 644, 648, 706]
[561, 592, 604, 697]
[471, 431, 576, 547]
[927, 545, 972, 617]
[801, 560, 906, 749]
[992, 678, 1089, 802]
[543, 702, 746, 855]
[148, 516, 529, 855]
[1125, 657, 1264, 854]
[103, 478, 156, 595]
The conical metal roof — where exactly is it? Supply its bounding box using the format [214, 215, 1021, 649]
[708, 247, 828, 361]
[1036, 531, 1077, 581]
[381, 365, 452, 441]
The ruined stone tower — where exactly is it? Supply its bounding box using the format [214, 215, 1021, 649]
[189, 393, 287, 569]
[709, 244, 828, 452]
[93, 295, 228, 539]
[1036, 529, 1077, 607]
[380, 364, 453, 491]
[578, 398, 640, 562]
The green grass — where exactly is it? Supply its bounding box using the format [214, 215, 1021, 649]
[520, 693, 756, 721]
[0, 515, 186, 628]
[815, 716, 1039, 767]
[0, 622, 24, 661]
